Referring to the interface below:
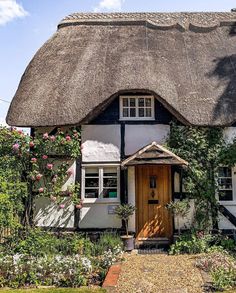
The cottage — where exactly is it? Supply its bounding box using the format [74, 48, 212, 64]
[6, 12, 236, 240]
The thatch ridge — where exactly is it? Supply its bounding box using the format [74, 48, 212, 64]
[7, 12, 236, 127]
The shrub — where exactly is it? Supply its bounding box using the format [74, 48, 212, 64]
[95, 233, 123, 255]
[211, 268, 236, 290]
[169, 233, 212, 255]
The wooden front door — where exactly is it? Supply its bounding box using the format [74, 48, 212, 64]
[136, 165, 172, 239]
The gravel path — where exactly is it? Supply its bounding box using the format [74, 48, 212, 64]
[116, 254, 204, 293]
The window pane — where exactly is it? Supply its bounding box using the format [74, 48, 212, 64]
[103, 189, 117, 198]
[123, 108, 129, 117]
[146, 108, 152, 117]
[219, 190, 233, 201]
[85, 168, 99, 177]
[219, 167, 232, 177]
[130, 108, 136, 117]
[138, 98, 144, 107]
[139, 108, 144, 117]
[145, 98, 152, 107]
[104, 178, 117, 188]
[85, 189, 99, 198]
[219, 178, 232, 190]
[123, 98, 128, 107]
[104, 168, 117, 177]
[85, 178, 99, 188]
[130, 98, 135, 107]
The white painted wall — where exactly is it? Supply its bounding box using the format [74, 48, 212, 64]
[79, 203, 121, 229]
[125, 124, 170, 155]
[34, 161, 76, 228]
[128, 166, 136, 232]
[224, 127, 236, 144]
[81, 125, 121, 162]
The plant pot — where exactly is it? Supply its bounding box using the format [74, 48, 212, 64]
[121, 235, 134, 251]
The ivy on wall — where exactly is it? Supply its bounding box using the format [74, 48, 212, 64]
[166, 123, 236, 231]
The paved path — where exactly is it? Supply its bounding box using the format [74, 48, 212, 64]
[115, 254, 204, 293]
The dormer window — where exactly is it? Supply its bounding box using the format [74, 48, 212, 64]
[120, 96, 155, 120]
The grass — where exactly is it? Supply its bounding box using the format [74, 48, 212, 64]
[0, 288, 106, 293]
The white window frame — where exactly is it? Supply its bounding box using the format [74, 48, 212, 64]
[119, 95, 155, 121]
[81, 164, 120, 203]
[218, 166, 235, 204]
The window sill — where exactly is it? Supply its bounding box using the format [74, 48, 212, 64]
[119, 118, 155, 121]
[219, 201, 236, 206]
[82, 198, 120, 204]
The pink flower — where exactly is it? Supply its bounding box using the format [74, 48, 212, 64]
[12, 143, 19, 151]
[50, 195, 57, 202]
[59, 204, 65, 209]
[18, 130, 23, 135]
[31, 157, 37, 163]
[42, 155, 48, 160]
[43, 133, 49, 139]
[50, 135, 56, 142]
[31, 176, 36, 181]
[36, 173, 43, 181]
[46, 163, 53, 170]
[29, 141, 34, 148]
[67, 169, 73, 176]
[75, 204, 82, 209]
[38, 187, 44, 193]
[65, 135, 71, 141]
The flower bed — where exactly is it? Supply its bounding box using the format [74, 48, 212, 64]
[0, 230, 123, 289]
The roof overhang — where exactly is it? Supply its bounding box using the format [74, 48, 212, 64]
[121, 142, 188, 167]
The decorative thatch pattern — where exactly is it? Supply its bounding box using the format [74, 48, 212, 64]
[7, 12, 236, 127]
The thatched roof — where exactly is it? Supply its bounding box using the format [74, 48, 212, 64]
[7, 12, 236, 127]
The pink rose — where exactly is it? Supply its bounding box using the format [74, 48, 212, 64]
[65, 135, 71, 141]
[18, 130, 23, 135]
[38, 187, 44, 193]
[75, 204, 82, 209]
[46, 163, 53, 170]
[43, 133, 49, 139]
[31, 158, 37, 163]
[12, 143, 19, 151]
[67, 169, 73, 176]
[29, 141, 34, 148]
[59, 204, 65, 209]
[50, 135, 56, 142]
[42, 155, 48, 160]
[36, 173, 43, 181]
[50, 195, 57, 202]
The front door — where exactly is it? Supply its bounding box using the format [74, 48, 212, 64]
[136, 165, 172, 239]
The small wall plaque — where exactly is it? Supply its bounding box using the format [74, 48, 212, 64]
[107, 205, 118, 214]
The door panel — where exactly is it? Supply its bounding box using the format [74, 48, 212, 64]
[136, 165, 172, 239]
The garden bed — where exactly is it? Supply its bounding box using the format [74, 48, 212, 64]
[0, 229, 123, 289]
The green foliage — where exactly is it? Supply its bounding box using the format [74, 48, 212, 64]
[95, 233, 123, 255]
[169, 233, 212, 255]
[211, 268, 236, 290]
[166, 123, 236, 230]
[115, 204, 135, 236]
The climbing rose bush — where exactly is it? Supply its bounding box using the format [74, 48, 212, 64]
[0, 127, 81, 226]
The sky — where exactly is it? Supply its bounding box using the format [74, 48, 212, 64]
[0, 0, 236, 127]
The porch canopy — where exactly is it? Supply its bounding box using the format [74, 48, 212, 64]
[121, 142, 188, 167]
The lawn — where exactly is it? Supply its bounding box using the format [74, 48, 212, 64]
[0, 288, 106, 293]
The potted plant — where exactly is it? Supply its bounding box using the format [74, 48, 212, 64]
[166, 199, 190, 237]
[115, 204, 136, 251]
